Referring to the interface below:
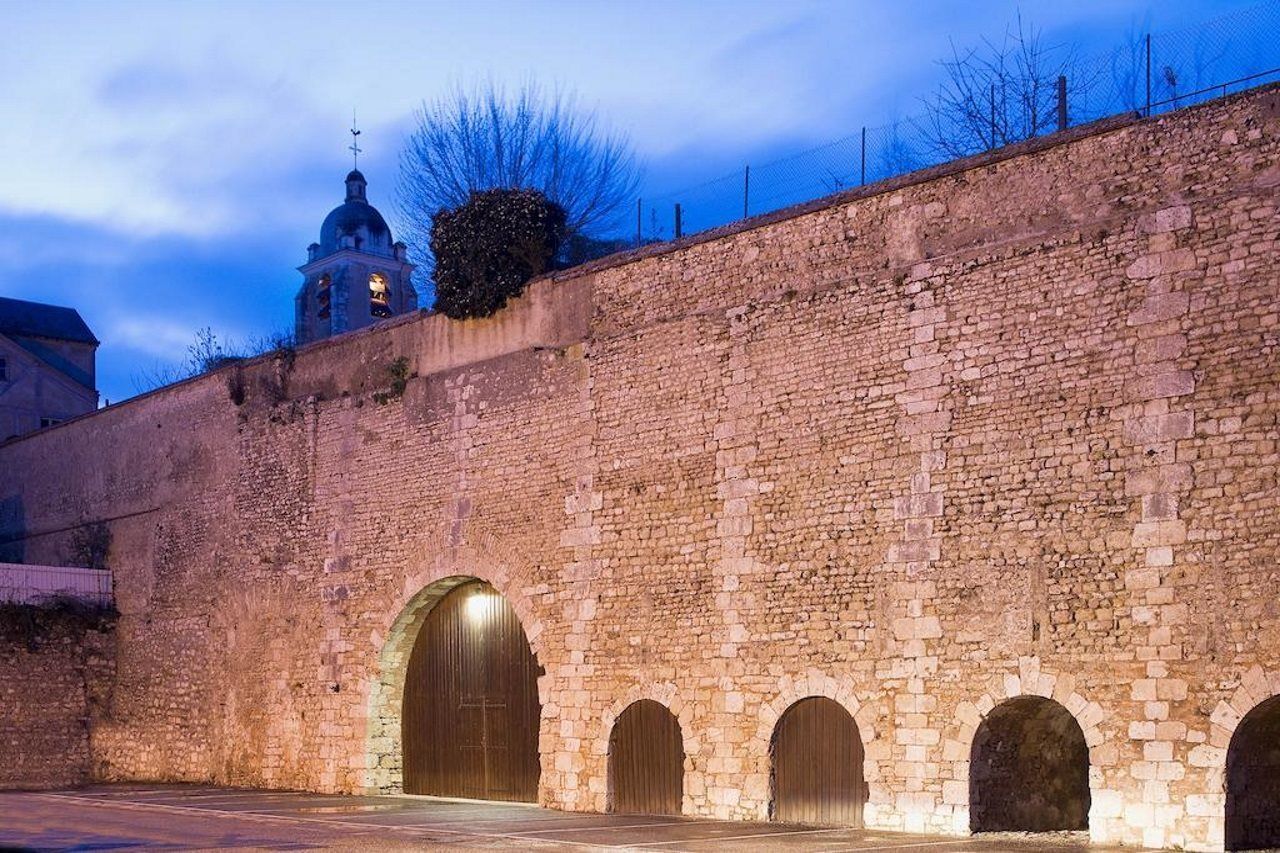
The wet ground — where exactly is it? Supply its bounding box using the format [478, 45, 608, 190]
[0, 784, 1150, 851]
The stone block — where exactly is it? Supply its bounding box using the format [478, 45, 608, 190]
[1125, 412, 1194, 444]
[1132, 520, 1187, 548]
[1147, 205, 1194, 234]
[1125, 464, 1192, 496]
[1127, 292, 1190, 326]
[1127, 371, 1195, 401]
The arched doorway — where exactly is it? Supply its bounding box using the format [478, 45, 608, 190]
[771, 696, 866, 827]
[1226, 694, 1280, 851]
[608, 699, 683, 815]
[969, 695, 1089, 832]
[402, 579, 541, 802]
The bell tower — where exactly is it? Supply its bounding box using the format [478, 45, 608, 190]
[295, 167, 417, 345]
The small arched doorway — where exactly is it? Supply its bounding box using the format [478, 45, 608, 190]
[1226, 694, 1280, 850]
[402, 579, 541, 802]
[771, 696, 866, 827]
[969, 695, 1089, 832]
[608, 699, 684, 815]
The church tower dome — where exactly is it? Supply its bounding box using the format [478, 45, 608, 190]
[295, 165, 417, 346]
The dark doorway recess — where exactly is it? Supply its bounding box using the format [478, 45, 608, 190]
[969, 695, 1089, 832]
[608, 699, 684, 815]
[771, 696, 866, 827]
[402, 580, 541, 802]
[1227, 694, 1280, 851]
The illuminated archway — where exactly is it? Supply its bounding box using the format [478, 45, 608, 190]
[364, 573, 543, 799]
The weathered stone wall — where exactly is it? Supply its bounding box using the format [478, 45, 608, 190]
[0, 86, 1276, 851]
[0, 615, 114, 789]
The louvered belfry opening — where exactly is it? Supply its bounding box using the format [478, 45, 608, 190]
[608, 699, 684, 815]
[770, 697, 866, 827]
[969, 696, 1089, 832]
[1226, 695, 1280, 851]
[402, 580, 541, 802]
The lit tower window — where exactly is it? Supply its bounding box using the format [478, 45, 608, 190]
[317, 274, 332, 319]
[369, 273, 392, 317]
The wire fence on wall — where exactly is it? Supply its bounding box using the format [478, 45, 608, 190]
[634, 0, 1280, 244]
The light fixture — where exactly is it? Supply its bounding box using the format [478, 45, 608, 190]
[465, 587, 495, 621]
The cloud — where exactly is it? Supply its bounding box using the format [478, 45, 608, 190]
[101, 315, 200, 362]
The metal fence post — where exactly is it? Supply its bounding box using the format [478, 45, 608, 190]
[1057, 75, 1068, 131]
[860, 126, 866, 186]
[743, 165, 750, 219]
[674, 203, 683, 240]
[1145, 33, 1152, 116]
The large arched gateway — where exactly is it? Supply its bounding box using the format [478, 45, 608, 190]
[401, 579, 541, 802]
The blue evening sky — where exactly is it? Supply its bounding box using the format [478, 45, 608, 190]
[0, 0, 1271, 403]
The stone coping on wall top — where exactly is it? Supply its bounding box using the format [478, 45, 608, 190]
[544, 80, 1278, 282]
[4, 82, 1274, 451]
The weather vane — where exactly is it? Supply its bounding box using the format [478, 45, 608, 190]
[349, 109, 363, 170]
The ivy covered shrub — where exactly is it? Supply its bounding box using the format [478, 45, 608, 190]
[429, 188, 567, 320]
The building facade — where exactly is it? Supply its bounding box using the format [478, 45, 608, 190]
[0, 87, 1277, 851]
[0, 297, 98, 441]
[295, 170, 417, 345]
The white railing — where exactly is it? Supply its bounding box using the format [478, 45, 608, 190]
[0, 563, 113, 606]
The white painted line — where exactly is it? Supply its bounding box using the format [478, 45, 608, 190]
[393, 791, 544, 808]
[27, 792, 615, 852]
[635, 826, 855, 846]
[502, 819, 694, 835]
[811, 839, 980, 853]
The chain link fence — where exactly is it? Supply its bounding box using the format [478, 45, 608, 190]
[635, 0, 1280, 243]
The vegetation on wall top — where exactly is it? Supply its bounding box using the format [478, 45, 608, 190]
[429, 188, 567, 320]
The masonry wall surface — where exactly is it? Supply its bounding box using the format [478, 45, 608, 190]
[0, 620, 114, 790]
[0, 88, 1276, 850]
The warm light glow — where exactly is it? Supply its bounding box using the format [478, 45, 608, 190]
[465, 588, 496, 621]
[369, 272, 392, 317]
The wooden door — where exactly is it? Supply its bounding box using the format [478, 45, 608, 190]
[402, 580, 541, 802]
[771, 697, 865, 827]
[609, 700, 683, 815]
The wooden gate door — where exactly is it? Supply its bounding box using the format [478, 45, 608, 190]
[402, 580, 541, 802]
[771, 697, 865, 827]
[609, 700, 683, 815]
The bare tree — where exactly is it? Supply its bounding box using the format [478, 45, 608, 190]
[397, 82, 641, 265]
[920, 15, 1094, 159]
[132, 327, 294, 394]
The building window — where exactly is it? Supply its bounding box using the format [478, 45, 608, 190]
[39, 417, 63, 429]
[370, 273, 392, 318]
[317, 274, 331, 320]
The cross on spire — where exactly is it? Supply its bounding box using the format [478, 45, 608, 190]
[349, 110, 363, 170]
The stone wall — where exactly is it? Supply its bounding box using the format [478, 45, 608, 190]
[0, 611, 114, 789]
[0, 86, 1276, 850]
